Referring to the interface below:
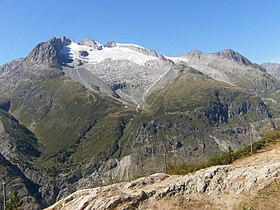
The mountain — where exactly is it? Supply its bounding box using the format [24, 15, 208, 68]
[261, 62, 280, 78]
[60, 38, 175, 107]
[167, 49, 279, 95]
[0, 36, 279, 209]
[214, 49, 266, 71]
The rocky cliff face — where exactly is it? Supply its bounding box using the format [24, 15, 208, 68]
[0, 110, 43, 209]
[79, 38, 103, 50]
[25, 36, 71, 66]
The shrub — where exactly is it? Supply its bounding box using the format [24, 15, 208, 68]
[6, 188, 21, 210]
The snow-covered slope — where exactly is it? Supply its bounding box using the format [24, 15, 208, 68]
[60, 38, 177, 106]
[62, 41, 158, 66]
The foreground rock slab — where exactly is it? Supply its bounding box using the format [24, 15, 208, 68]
[46, 144, 280, 210]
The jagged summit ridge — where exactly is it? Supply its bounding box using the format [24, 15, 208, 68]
[79, 37, 103, 50]
[166, 49, 279, 94]
[214, 49, 266, 71]
[214, 49, 252, 66]
[168, 49, 265, 72]
[25, 36, 267, 71]
[25, 36, 162, 67]
[25, 36, 71, 66]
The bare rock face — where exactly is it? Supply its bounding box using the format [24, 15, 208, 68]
[104, 41, 117, 48]
[0, 110, 43, 209]
[25, 36, 71, 66]
[79, 38, 103, 50]
[215, 49, 266, 72]
[0, 118, 4, 133]
[215, 49, 253, 66]
[0, 58, 24, 77]
[183, 50, 203, 60]
[45, 145, 280, 210]
[214, 49, 266, 72]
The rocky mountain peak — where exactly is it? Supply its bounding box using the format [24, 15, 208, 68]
[104, 41, 117, 48]
[183, 50, 203, 59]
[79, 37, 103, 50]
[53, 36, 71, 48]
[214, 49, 253, 66]
[25, 36, 71, 66]
[215, 49, 266, 72]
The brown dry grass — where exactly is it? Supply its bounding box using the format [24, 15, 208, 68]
[140, 194, 220, 210]
[238, 181, 280, 210]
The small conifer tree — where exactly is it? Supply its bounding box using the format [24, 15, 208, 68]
[6, 188, 21, 210]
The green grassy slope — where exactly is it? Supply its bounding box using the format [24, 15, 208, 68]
[114, 68, 272, 178]
[5, 67, 135, 175]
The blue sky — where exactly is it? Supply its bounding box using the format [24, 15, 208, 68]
[0, 0, 280, 65]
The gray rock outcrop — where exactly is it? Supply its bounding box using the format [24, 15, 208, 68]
[25, 36, 71, 66]
[45, 145, 280, 210]
[79, 38, 103, 50]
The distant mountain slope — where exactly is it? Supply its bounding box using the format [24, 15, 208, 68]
[103, 68, 272, 180]
[61, 38, 176, 106]
[261, 62, 280, 78]
[167, 49, 280, 95]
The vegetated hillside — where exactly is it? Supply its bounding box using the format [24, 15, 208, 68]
[0, 60, 136, 207]
[169, 50, 280, 117]
[104, 67, 273, 181]
[0, 37, 280, 209]
[45, 129, 280, 210]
